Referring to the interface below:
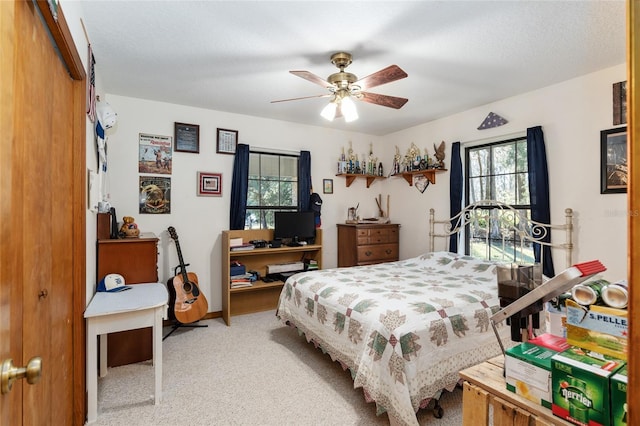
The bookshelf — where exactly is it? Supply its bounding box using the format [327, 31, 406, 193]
[221, 229, 322, 326]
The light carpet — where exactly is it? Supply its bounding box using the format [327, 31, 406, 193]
[92, 310, 463, 425]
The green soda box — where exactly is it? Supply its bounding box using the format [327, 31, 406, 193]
[551, 346, 625, 426]
[505, 342, 557, 408]
[610, 365, 628, 426]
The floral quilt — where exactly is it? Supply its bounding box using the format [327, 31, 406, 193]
[276, 251, 511, 426]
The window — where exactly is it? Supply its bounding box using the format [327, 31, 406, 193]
[465, 137, 533, 262]
[245, 151, 299, 229]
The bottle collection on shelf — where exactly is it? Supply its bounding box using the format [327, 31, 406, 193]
[337, 141, 446, 177]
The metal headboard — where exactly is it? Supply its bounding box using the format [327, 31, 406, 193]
[429, 200, 574, 270]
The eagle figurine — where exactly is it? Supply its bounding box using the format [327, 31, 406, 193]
[433, 141, 446, 168]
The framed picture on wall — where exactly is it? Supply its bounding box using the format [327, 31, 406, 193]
[174, 122, 200, 153]
[600, 126, 627, 194]
[216, 128, 238, 154]
[613, 81, 627, 125]
[197, 171, 222, 196]
[323, 179, 333, 194]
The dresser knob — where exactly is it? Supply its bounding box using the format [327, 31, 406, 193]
[385, 249, 392, 255]
[365, 251, 372, 256]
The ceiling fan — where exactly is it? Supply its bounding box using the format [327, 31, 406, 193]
[271, 52, 408, 122]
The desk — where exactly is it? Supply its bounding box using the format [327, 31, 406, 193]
[84, 283, 168, 424]
[459, 356, 572, 425]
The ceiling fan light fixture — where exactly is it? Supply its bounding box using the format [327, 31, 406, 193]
[320, 101, 337, 121]
[341, 96, 358, 122]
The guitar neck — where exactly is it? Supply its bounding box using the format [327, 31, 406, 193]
[174, 239, 190, 282]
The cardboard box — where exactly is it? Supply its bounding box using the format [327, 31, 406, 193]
[505, 342, 557, 408]
[565, 299, 628, 360]
[529, 333, 570, 353]
[545, 301, 567, 338]
[551, 346, 625, 426]
[610, 365, 628, 426]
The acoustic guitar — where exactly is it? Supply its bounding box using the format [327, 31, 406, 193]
[167, 226, 208, 324]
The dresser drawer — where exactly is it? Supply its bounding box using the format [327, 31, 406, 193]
[356, 227, 399, 244]
[357, 243, 399, 263]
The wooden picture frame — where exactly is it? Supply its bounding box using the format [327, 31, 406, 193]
[600, 126, 627, 194]
[197, 171, 222, 197]
[216, 128, 238, 154]
[323, 179, 333, 194]
[174, 122, 200, 153]
[613, 81, 627, 125]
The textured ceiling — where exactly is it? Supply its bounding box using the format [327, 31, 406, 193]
[80, 1, 626, 136]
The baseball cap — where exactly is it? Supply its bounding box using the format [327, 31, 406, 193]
[310, 193, 323, 212]
[97, 273, 131, 292]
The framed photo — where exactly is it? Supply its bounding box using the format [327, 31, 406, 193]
[613, 81, 627, 125]
[198, 171, 222, 197]
[323, 179, 333, 194]
[216, 128, 238, 154]
[600, 126, 627, 194]
[174, 122, 200, 153]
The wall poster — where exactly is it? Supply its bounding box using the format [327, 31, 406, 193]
[139, 175, 171, 214]
[139, 133, 172, 174]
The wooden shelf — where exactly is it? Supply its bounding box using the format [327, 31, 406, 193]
[230, 280, 284, 293]
[336, 173, 386, 188]
[221, 229, 322, 325]
[230, 244, 321, 256]
[392, 169, 447, 186]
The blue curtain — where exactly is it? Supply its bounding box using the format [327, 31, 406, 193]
[298, 150, 311, 211]
[527, 126, 555, 277]
[229, 144, 250, 230]
[449, 142, 463, 252]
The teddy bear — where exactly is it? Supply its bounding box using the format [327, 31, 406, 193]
[119, 216, 140, 238]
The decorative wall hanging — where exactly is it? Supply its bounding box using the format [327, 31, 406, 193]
[600, 126, 627, 194]
[197, 172, 222, 197]
[413, 175, 429, 193]
[477, 112, 508, 130]
[217, 128, 238, 154]
[174, 122, 200, 153]
[613, 81, 627, 125]
[139, 176, 171, 214]
[138, 133, 172, 174]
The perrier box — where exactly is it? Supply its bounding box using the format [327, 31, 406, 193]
[610, 365, 628, 426]
[551, 346, 625, 426]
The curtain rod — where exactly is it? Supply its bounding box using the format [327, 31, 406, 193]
[250, 146, 300, 155]
[462, 130, 526, 148]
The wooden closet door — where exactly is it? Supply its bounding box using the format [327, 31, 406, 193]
[0, 1, 86, 425]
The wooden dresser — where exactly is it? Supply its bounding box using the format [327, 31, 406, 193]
[97, 232, 159, 367]
[337, 223, 399, 267]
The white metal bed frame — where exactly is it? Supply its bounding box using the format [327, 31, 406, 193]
[428, 200, 574, 271]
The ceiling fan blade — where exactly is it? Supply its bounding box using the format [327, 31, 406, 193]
[358, 92, 408, 109]
[271, 93, 331, 103]
[354, 65, 407, 91]
[290, 70, 332, 88]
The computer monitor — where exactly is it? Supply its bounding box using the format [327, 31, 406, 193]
[273, 211, 316, 244]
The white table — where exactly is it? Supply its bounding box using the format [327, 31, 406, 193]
[84, 283, 168, 424]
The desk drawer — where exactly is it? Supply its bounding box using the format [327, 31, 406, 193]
[357, 243, 398, 263]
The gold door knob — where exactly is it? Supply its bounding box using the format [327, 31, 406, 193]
[1, 357, 42, 394]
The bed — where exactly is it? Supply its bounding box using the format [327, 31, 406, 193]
[276, 201, 574, 426]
